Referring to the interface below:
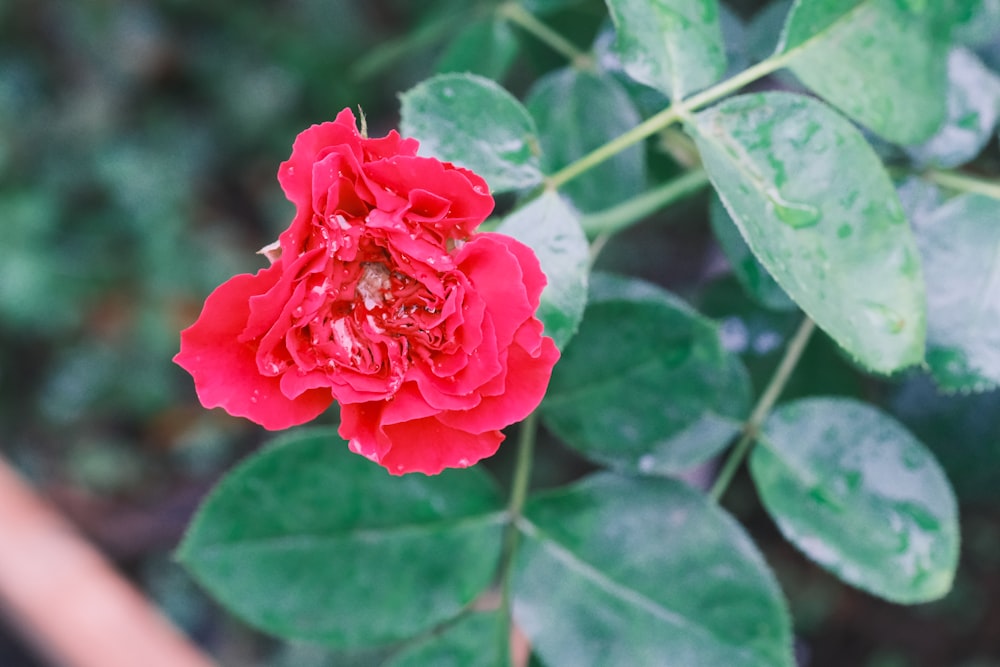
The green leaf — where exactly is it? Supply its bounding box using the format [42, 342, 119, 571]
[495, 191, 590, 349]
[177, 428, 505, 646]
[776, 0, 948, 145]
[400, 73, 543, 193]
[521, 0, 586, 13]
[775, 0, 865, 50]
[951, 0, 1000, 45]
[527, 67, 646, 212]
[541, 273, 751, 475]
[709, 191, 796, 312]
[434, 17, 519, 81]
[890, 375, 1000, 505]
[914, 192, 1000, 392]
[751, 397, 960, 603]
[605, 0, 726, 98]
[513, 473, 794, 667]
[744, 0, 794, 63]
[907, 48, 1000, 169]
[384, 611, 508, 667]
[697, 276, 867, 403]
[691, 92, 926, 374]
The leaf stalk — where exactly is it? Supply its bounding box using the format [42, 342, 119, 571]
[708, 317, 815, 502]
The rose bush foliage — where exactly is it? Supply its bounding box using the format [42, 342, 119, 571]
[174, 109, 559, 474]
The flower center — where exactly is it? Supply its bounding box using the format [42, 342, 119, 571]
[355, 262, 391, 310]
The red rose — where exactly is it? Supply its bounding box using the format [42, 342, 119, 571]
[174, 109, 559, 474]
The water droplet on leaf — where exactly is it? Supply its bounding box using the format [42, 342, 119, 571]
[862, 302, 906, 334]
[771, 196, 821, 229]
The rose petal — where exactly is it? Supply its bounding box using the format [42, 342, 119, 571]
[489, 232, 548, 311]
[379, 417, 503, 475]
[364, 156, 494, 237]
[278, 109, 363, 209]
[175, 268, 333, 429]
[377, 416, 504, 475]
[456, 234, 536, 347]
[176, 109, 560, 475]
[438, 334, 558, 434]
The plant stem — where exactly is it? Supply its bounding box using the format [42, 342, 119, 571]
[547, 52, 793, 190]
[498, 2, 592, 68]
[580, 168, 711, 238]
[506, 412, 538, 530]
[497, 412, 538, 653]
[708, 317, 815, 503]
[924, 169, 1000, 200]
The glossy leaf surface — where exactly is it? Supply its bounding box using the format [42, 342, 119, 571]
[178, 429, 505, 646]
[709, 191, 796, 311]
[914, 192, 1000, 392]
[527, 67, 646, 212]
[777, 0, 947, 145]
[751, 398, 960, 603]
[605, 0, 726, 98]
[541, 273, 750, 474]
[513, 473, 794, 667]
[692, 92, 926, 374]
[400, 73, 543, 192]
[496, 191, 590, 349]
[907, 47, 1000, 169]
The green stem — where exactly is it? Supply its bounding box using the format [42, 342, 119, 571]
[548, 105, 682, 190]
[497, 412, 538, 651]
[547, 52, 793, 190]
[506, 412, 537, 529]
[498, 2, 592, 68]
[924, 169, 1000, 201]
[580, 168, 711, 238]
[708, 317, 815, 503]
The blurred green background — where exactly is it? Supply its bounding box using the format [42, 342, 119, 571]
[1, 1, 998, 666]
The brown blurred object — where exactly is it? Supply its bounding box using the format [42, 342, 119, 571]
[0, 455, 217, 667]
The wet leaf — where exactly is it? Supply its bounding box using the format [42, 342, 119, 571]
[913, 192, 1000, 392]
[495, 191, 590, 349]
[907, 48, 1000, 169]
[177, 429, 505, 646]
[605, 0, 727, 98]
[751, 398, 960, 603]
[776, 0, 948, 145]
[513, 473, 794, 667]
[541, 273, 751, 475]
[692, 92, 926, 374]
[709, 191, 796, 312]
[527, 67, 646, 212]
[400, 73, 543, 192]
